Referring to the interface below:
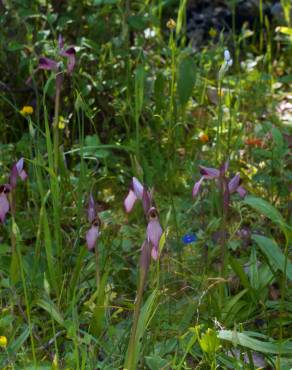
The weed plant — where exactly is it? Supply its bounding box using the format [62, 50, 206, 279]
[0, 0, 291, 369]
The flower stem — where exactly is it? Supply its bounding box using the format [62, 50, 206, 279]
[53, 76, 61, 174]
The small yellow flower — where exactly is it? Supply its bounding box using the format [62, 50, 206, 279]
[166, 18, 176, 30]
[0, 336, 7, 347]
[58, 116, 66, 129]
[199, 132, 209, 143]
[20, 106, 33, 115]
[209, 27, 217, 38]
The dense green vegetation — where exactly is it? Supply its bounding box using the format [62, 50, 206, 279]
[0, 0, 291, 369]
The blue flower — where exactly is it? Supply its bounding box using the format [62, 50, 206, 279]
[182, 233, 197, 244]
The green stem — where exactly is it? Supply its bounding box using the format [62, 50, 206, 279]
[53, 77, 61, 174]
[125, 266, 148, 370]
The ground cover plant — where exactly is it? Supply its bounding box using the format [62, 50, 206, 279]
[0, 0, 291, 369]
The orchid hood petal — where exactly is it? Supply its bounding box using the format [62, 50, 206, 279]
[192, 176, 205, 198]
[0, 193, 9, 223]
[199, 166, 220, 179]
[86, 225, 100, 251]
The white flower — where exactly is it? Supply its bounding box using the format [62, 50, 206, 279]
[218, 49, 233, 80]
[144, 28, 156, 39]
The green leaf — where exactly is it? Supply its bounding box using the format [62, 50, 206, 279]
[222, 289, 248, 321]
[35, 298, 65, 327]
[7, 41, 23, 51]
[252, 235, 292, 280]
[177, 56, 196, 106]
[276, 26, 292, 36]
[128, 15, 148, 31]
[7, 325, 30, 355]
[94, 0, 119, 5]
[229, 256, 251, 291]
[90, 271, 109, 337]
[218, 330, 292, 354]
[244, 196, 290, 237]
[199, 328, 220, 354]
[145, 355, 169, 370]
[82, 135, 110, 158]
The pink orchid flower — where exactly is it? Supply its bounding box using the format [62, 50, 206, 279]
[85, 193, 101, 251]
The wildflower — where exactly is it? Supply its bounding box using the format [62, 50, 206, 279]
[144, 28, 156, 39]
[124, 178, 163, 260]
[146, 207, 163, 260]
[218, 49, 233, 80]
[245, 138, 263, 147]
[0, 185, 11, 223]
[209, 27, 217, 38]
[166, 18, 176, 30]
[0, 336, 7, 347]
[124, 177, 151, 215]
[38, 35, 76, 75]
[192, 161, 246, 199]
[20, 106, 33, 115]
[0, 158, 28, 224]
[198, 132, 209, 143]
[38, 57, 59, 71]
[228, 174, 247, 198]
[182, 233, 197, 244]
[10, 158, 28, 189]
[58, 116, 66, 129]
[86, 193, 101, 251]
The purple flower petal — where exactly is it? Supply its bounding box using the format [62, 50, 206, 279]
[9, 164, 18, 189]
[87, 193, 96, 223]
[67, 54, 76, 74]
[220, 160, 229, 175]
[151, 245, 159, 260]
[140, 240, 151, 270]
[237, 186, 247, 198]
[58, 34, 64, 50]
[0, 193, 9, 223]
[86, 225, 100, 251]
[192, 176, 205, 198]
[142, 188, 151, 214]
[60, 47, 76, 74]
[124, 189, 138, 213]
[147, 208, 163, 260]
[199, 166, 220, 179]
[19, 170, 28, 181]
[10, 158, 28, 188]
[39, 57, 58, 71]
[132, 177, 144, 199]
[228, 174, 240, 193]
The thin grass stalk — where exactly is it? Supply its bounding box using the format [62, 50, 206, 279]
[43, 103, 62, 279]
[53, 74, 62, 173]
[12, 219, 36, 366]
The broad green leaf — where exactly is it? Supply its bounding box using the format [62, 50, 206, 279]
[90, 271, 109, 337]
[145, 355, 169, 370]
[244, 196, 290, 238]
[252, 235, 292, 280]
[218, 330, 292, 354]
[82, 135, 110, 158]
[177, 56, 196, 106]
[199, 328, 220, 354]
[35, 298, 65, 327]
[276, 26, 292, 36]
[124, 290, 159, 369]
